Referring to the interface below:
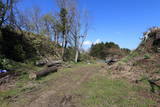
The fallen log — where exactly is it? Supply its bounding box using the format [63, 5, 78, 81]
[29, 66, 58, 79]
[35, 61, 47, 67]
[47, 60, 62, 67]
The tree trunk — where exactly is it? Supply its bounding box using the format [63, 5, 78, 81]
[54, 31, 57, 44]
[74, 36, 79, 63]
[61, 33, 65, 56]
[62, 33, 67, 61]
[0, 15, 5, 27]
[0, 21, 2, 27]
[75, 49, 79, 63]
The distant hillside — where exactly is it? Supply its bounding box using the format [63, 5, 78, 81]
[89, 42, 130, 60]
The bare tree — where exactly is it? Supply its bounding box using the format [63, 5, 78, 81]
[16, 9, 33, 31]
[55, 0, 89, 62]
[41, 13, 54, 39]
[55, 0, 77, 60]
[70, 10, 89, 63]
[51, 14, 61, 44]
[16, 6, 43, 34]
[0, 0, 17, 27]
[30, 7, 42, 34]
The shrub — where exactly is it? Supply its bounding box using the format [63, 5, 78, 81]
[13, 44, 26, 61]
[0, 28, 57, 62]
[79, 52, 92, 62]
[121, 51, 139, 63]
[0, 56, 12, 70]
[63, 47, 76, 61]
[143, 54, 150, 59]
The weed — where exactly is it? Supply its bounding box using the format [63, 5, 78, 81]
[143, 54, 151, 59]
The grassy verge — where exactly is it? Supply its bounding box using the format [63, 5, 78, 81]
[73, 74, 157, 107]
[121, 51, 139, 63]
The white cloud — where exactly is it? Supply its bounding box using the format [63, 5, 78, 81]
[83, 39, 102, 50]
[94, 39, 101, 44]
[83, 40, 92, 46]
[83, 39, 102, 46]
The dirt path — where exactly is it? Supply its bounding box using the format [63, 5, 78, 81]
[5, 63, 159, 107]
[10, 64, 101, 107]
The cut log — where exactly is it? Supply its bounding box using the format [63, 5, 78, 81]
[29, 66, 58, 79]
[47, 60, 62, 67]
[35, 60, 47, 66]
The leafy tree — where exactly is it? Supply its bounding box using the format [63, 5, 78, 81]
[59, 8, 68, 58]
[89, 42, 130, 59]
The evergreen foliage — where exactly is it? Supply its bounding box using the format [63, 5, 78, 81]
[90, 42, 130, 59]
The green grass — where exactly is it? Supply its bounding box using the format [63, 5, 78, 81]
[0, 62, 93, 106]
[0, 62, 45, 106]
[121, 51, 139, 63]
[73, 75, 157, 107]
[143, 54, 151, 59]
[0, 62, 158, 107]
[36, 62, 94, 83]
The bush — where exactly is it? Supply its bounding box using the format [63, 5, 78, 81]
[63, 47, 75, 61]
[144, 54, 150, 59]
[79, 52, 92, 62]
[13, 44, 26, 61]
[121, 51, 139, 63]
[0, 28, 56, 62]
[0, 56, 12, 70]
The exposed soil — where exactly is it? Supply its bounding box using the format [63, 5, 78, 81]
[1, 63, 159, 107]
[9, 65, 100, 107]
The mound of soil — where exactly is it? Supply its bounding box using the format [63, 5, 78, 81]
[138, 27, 160, 53]
[108, 27, 160, 95]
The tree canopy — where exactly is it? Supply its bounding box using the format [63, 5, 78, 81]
[90, 42, 130, 59]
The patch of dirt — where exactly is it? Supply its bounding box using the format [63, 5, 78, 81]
[0, 74, 18, 91]
[9, 65, 100, 107]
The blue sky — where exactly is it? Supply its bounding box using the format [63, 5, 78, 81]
[18, 0, 160, 50]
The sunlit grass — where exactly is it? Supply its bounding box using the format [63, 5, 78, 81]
[73, 74, 157, 107]
[0, 62, 94, 106]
